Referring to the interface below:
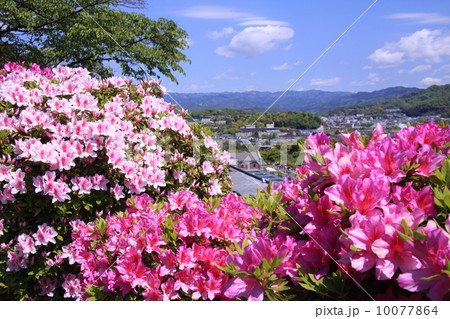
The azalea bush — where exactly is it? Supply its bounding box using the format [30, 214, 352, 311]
[238, 121, 450, 301]
[0, 62, 231, 299]
[0, 62, 449, 301]
[40, 122, 448, 301]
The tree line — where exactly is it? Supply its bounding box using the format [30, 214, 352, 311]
[191, 108, 322, 133]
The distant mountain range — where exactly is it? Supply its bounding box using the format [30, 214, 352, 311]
[325, 84, 450, 117]
[164, 86, 422, 114]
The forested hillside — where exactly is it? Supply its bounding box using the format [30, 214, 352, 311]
[325, 84, 450, 117]
[168, 87, 420, 113]
[191, 108, 322, 132]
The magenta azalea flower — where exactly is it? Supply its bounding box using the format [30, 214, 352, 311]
[223, 277, 263, 301]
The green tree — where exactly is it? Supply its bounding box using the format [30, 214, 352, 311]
[0, 0, 190, 82]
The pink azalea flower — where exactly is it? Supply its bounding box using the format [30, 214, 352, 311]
[206, 178, 222, 196]
[325, 175, 357, 210]
[91, 174, 109, 191]
[391, 182, 436, 217]
[159, 250, 177, 276]
[398, 228, 450, 300]
[62, 274, 82, 299]
[61, 245, 76, 265]
[161, 277, 180, 300]
[204, 136, 218, 150]
[0, 188, 15, 204]
[202, 161, 215, 175]
[185, 157, 196, 167]
[340, 130, 365, 150]
[371, 225, 421, 280]
[192, 272, 223, 300]
[71, 176, 93, 195]
[174, 268, 195, 293]
[168, 188, 199, 211]
[143, 288, 163, 301]
[5, 168, 27, 194]
[223, 277, 263, 301]
[38, 277, 58, 297]
[33, 223, 58, 246]
[352, 173, 390, 214]
[116, 248, 151, 289]
[347, 214, 386, 272]
[0, 219, 4, 236]
[6, 250, 28, 272]
[365, 137, 408, 182]
[414, 144, 446, 177]
[16, 234, 36, 255]
[173, 170, 186, 183]
[177, 245, 197, 270]
[51, 181, 71, 202]
[110, 182, 125, 201]
[366, 123, 387, 147]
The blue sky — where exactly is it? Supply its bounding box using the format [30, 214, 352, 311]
[134, 0, 450, 93]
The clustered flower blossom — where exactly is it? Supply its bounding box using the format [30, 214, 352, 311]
[264, 121, 450, 300]
[0, 62, 230, 206]
[62, 191, 262, 300]
[1, 62, 449, 301]
[6, 223, 57, 272]
[0, 62, 231, 300]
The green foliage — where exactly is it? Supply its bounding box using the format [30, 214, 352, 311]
[191, 108, 322, 134]
[326, 84, 450, 117]
[432, 156, 450, 224]
[0, 0, 190, 82]
[294, 267, 351, 300]
[170, 87, 421, 114]
[260, 139, 305, 167]
[217, 240, 292, 301]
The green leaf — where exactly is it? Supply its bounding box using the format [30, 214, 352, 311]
[412, 230, 427, 241]
[420, 274, 447, 282]
[400, 219, 413, 236]
[350, 245, 363, 252]
[326, 209, 340, 216]
[396, 229, 413, 242]
[95, 217, 108, 235]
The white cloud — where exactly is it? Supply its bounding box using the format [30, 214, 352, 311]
[212, 69, 240, 80]
[419, 77, 442, 87]
[350, 73, 382, 86]
[283, 44, 294, 51]
[310, 77, 341, 86]
[177, 5, 250, 19]
[245, 85, 259, 91]
[368, 73, 380, 83]
[272, 63, 290, 71]
[215, 46, 236, 58]
[207, 27, 235, 40]
[215, 25, 294, 57]
[272, 61, 301, 71]
[409, 64, 432, 74]
[387, 13, 450, 25]
[368, 29, 450, 68]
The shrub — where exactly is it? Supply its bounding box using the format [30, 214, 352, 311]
[1, 62, 449, 301]
[0, 62, 231, 299]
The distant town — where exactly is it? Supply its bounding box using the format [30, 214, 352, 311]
[189, 108, 446, 196]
